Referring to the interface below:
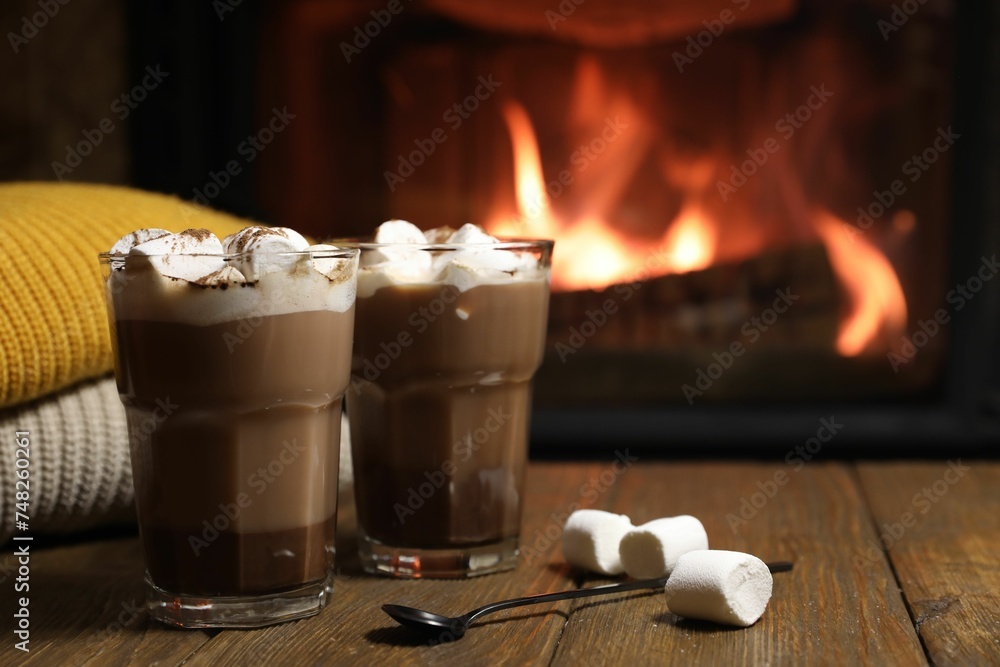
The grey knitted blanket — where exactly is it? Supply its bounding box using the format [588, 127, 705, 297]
[0, 375, 134, 543]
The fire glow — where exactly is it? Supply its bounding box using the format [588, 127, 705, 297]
[488, 100, 719, 292]
[486, 68, 908, 356]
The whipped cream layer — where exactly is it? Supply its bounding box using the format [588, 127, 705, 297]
[106, 227, 357, 325]
[355, 220, 548, 298]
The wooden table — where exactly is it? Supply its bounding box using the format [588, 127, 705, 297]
[2, 460, 998, 666]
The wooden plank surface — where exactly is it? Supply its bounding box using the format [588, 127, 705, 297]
[550, 462, 927, 667]
[0, 538, 212, 666]
[856, 461, 1000, 667]
[1, 461, 997, 666]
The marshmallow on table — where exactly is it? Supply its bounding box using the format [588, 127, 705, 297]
[561, 509, 634, 576]
[663, 550, 773, 627]
[619, 515, 709, 579]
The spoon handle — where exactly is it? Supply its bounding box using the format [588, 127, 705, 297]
[464, 577, 668, 625]
[463, 560, 794, 625]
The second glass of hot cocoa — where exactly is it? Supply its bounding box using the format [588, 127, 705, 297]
[338, 221, 553, 577]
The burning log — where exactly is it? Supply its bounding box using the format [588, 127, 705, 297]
[546, 241, 839, 353]
[535, 242, 932, 404]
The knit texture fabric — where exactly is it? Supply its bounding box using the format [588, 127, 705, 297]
[0, 182, 250, 408]
[0, 374, 132, 542]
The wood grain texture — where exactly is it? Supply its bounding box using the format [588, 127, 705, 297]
[856, 461, 1000, 667]
[5, 462, 996, 665]
[0, 538, 211, 667]
[551, 462, 927, 666]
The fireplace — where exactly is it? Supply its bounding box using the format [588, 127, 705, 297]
[127, 0, 1000, 452]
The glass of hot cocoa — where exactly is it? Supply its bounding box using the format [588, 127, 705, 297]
[339, 221, 552, 578]
[100, 227, 358, 628]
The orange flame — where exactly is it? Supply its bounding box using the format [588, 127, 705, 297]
[487, 78, 907, 357]
[489, 100, 717, 291]
[501, 103, 550, 227]
[660, 201, 717, 274]
[813, 211, 908, 356]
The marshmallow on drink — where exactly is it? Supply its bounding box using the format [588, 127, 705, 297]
[355, 220, 546, 298]
[619, 515, 708, 578]
[223, 226, 310, 281]
[663, 550, 773, 627]
[561, 510, 634, 575]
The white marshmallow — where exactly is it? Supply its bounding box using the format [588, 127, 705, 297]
[109, 228, 171, 255]
[223, 226, 309, 254]
[363, 219, 434, 279]
[663, 550, 773, 627]
[561, 509, 634, 575]
[308, 243, 356, 284]
[108, 227, 357, 324]
[431, 223, 529, 275]
[423, 226, 457, 243]
[447, 223, 499, 245]
[223, 226, 310, 281]
[356, 220, 546, 297]
[129, 228, 228, 283]
[432, 260, 498, 293]
[374, 219, 427, 244]
[192, 265, 246, 287]
[619, 515, 709, 578]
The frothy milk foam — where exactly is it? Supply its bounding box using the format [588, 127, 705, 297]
[107, 227, 356, 325]
[356, 220, 546, 297]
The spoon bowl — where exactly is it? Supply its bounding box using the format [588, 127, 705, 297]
[381, 605, 469, 638]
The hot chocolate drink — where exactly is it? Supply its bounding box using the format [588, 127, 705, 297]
[342, 221, 551, 577]
[102, 226, 357, 627]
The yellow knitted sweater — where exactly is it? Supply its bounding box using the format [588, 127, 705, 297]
[0, 182, 251, 408]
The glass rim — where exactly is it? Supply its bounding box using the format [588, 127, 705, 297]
[328, 237, 554, 252]
[98, 248, 361, 262]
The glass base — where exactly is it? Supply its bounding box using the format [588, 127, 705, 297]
[145, 573, 334, 629]
[359, 535, 518, 578]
